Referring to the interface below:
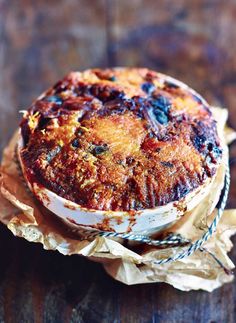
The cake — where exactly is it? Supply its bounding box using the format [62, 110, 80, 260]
[17, 68, 223, 232]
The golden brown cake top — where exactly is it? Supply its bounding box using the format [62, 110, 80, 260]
[19, 68, 222, 211]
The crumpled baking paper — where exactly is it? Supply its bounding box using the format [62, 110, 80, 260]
[0, 107, 236, 292]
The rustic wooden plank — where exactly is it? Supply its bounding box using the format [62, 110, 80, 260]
[119, 284, 154, 323]
[0, 224, 122, 323]
[0, 0, 236, 322]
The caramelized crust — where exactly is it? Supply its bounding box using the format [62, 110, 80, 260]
[19, 68, 222, 211]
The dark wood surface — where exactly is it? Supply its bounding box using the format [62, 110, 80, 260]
[0, 1, 236, 322]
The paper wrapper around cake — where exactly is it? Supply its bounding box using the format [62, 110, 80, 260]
[0, 107, 236, 292]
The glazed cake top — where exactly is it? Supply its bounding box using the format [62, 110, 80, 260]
[19, 68, 222, 211]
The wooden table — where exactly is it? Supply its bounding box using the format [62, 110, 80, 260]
[0, 1, 236, 322]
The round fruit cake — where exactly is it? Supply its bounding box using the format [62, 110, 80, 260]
[19, 68, 222, 212]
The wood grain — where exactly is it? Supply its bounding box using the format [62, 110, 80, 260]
[0, 0, 236, 322]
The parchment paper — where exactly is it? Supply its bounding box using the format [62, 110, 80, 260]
[0, 107, 236, 292]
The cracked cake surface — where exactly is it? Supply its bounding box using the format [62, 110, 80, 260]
[19, 68, 222, 211]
